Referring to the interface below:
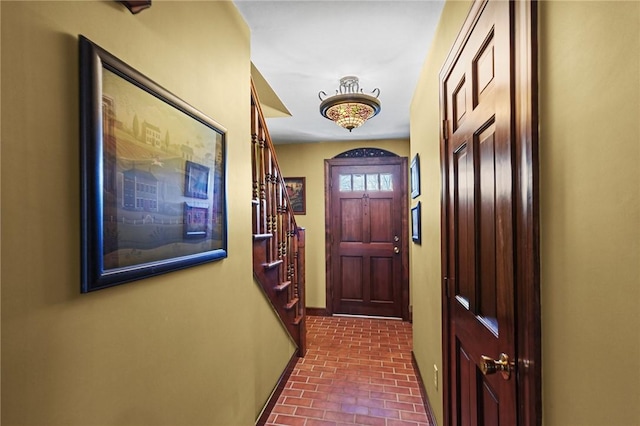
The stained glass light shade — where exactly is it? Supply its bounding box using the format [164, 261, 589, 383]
[319, 76, 381, 132]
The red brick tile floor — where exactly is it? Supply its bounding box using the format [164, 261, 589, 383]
[265, 315, 433, 426]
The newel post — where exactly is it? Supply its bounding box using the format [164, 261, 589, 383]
[296, 227, 306, 357]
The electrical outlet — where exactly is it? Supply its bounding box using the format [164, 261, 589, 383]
[433, 364, 439, 390]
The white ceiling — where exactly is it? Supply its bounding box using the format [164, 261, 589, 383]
[233, 0, 445, 144]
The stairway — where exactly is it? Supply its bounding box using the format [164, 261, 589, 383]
[251, 79, 306, 357]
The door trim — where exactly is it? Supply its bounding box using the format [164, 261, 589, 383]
[324, 156, 410, 320]
[439, 1, 541, 425]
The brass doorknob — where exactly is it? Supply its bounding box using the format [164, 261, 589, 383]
[480, 353, 512, 380]
[393, 246, 400, 254]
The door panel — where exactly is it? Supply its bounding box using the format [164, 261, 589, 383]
[326, 157, 408, 319]
[370, 257, 393, 302]
[370, 198, 392, 242]
[340, 199, 363, 242]
[478, 126, 498, 322]
[480, 379, 499, 426]
[340, 257, 363, 300]
[454, 141, 473, 306]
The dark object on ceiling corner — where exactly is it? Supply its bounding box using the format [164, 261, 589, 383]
[119, 0, 152, 14]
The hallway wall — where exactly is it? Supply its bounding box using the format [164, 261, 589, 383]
[538, 1, 640, 424]
[411, 1, 640, 425]
[1, 2, 295, 424]
[409, 1, 472, 424]
[275, 140, 409, 310]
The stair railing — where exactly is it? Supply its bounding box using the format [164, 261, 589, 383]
[250, 79, 306, 357]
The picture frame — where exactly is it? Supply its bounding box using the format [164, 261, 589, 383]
[79, 35, 227, 292]
[410, 153, 420, 199]
[183, 203, 209, 238]
[284, 177, 306, 215]
[184, 161, 210, 199]
[118, 0, 152, 14]
[411, 202, 421, 244]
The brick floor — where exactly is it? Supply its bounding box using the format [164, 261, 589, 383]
[265, 316, 432, 426]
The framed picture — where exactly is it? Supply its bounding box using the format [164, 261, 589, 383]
[79, 35, 227, 292]
[410, 153, 420, 199]
[411, 202, 421, 244]
[183, 203, 209, 237]
[184, 161, 210, 199]
[284, 177, 306, 215]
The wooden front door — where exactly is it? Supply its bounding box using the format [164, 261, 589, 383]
[440, 1, 540, 425]
[325, 156, 409, 319]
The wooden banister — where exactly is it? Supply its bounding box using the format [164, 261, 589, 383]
[250, 78, 306, 357]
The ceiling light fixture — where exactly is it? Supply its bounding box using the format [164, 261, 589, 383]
[319, 76, 381, 132]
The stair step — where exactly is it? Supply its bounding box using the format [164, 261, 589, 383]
[275, 281, 291, 292]
[293, 315, 303, 325]
[284, 297, 299, 310]
[253, 233, 273, 241]
[263, 259, 283, 270]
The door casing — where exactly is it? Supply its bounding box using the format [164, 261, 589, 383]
[324, 155, 410, 320]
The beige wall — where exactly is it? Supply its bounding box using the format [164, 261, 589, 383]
[1, 2, 294, 425]
[411, 1, 640, 425]
[275, 140, 409, 309]
[409, 1, 472, 424]
[539, 1, 640, 424]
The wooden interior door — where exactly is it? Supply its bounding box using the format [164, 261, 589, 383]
[325, 156, 409, 319]
[440, 1, 540, 424]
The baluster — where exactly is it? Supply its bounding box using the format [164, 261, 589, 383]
[258, 126, 267, 237]
[278, 176, 286, 287]
[265, 148, 272, 261]
[281, 178, 287, 259]
[290, 229, 296, 305]
[251, 100, 260, 234]
[282, 202, 290, 300]
[268, 151, 278, 262]
[292, 222, 299, 313]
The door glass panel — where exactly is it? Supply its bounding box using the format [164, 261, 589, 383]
[380, 173, 393, 191]
[366, 174, 379, 191]
[353, 174, 365, 191]
[339, 174, 352, 192]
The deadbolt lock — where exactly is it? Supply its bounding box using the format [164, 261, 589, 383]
[480, 353, 513, 380]
[394, 235, 400, 242]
